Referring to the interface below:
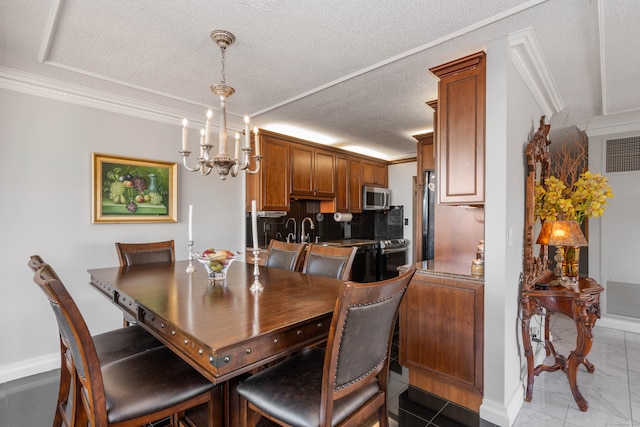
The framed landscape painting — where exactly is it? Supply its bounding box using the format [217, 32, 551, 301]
[92, 153, 177, 223]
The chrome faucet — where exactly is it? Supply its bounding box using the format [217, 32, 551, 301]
[300, 217, 315, 243]
[285, 218, 297, 243]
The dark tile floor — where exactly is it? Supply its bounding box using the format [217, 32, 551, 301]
[6, 315, 634, 427]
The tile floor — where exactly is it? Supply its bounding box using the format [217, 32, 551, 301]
[512, 315, 640, 427]
[1, 315, 637, 427]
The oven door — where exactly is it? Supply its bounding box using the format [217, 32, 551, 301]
[351, 246, 378, 283]
[379, 247, 407, 280]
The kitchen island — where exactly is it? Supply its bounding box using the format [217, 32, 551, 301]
[398, 261, 484, 413]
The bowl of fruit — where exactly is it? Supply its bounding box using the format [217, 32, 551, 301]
[196, 248, 241, 282]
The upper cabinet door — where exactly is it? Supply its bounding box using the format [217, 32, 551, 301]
[290, 144, 315, 197]
[361, 160, 388, 188]
[430, 52, 485, 205]
[314, 148, 336, 198]
[246, 130, 290, 212]
[290, 145, 336, 199]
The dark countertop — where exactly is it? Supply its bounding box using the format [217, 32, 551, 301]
[401, 260, 484, 281]
[318, 239, 379, 247]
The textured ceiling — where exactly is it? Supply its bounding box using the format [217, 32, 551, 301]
[1, 0, 638, 160]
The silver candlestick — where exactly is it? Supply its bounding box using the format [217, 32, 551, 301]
[249, 248, 263, 292]
[186, 240, 196, 273]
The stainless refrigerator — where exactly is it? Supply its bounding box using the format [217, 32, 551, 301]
[422, 170, 435, 260]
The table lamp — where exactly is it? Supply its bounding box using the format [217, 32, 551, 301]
[535, 220, 588, 287]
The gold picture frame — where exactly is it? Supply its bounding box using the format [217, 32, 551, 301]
[92, 153, 177, 223]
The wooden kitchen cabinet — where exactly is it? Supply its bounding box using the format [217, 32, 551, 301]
[430, 51, 485, 205]
[246, 130, 290, 212]
[333, 155, 349, 212]
[399, 267, 484, 412]
[348, 158, 363, 212]
[290, 144, 335, 199]
[361, 160, 388, 187]
[324, 155, 363, 213]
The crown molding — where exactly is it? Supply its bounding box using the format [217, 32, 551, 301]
[508, 27, 564, 118]
[586, 109, 640, 137]
[0, 66, 247, 131]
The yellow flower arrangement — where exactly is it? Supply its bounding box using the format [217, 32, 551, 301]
[535, 171, 614, 225]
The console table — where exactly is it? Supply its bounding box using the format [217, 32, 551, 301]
[521, 277, 603, 411]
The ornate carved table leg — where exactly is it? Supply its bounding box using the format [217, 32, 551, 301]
[521, 295, 535, 402]
[567, 298, 601, 411]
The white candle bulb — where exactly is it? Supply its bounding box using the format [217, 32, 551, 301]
[253, 127, 261, 157]
[205, 110, 213, 145]
[251, 200, 259, 250]
[181, 119, 189, 151]
[235, 132, 240, 160]
[188, 204, 193, 241]
[244, 115, 250, 149]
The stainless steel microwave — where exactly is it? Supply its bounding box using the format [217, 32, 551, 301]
[362, 186, 390, 210]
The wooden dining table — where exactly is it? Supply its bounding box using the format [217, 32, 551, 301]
[88, 259, 345, 426]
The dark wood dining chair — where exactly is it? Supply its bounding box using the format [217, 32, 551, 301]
[237, 267, 416, 427]
[302, 244, 358, 280]
[28, 256, 165, 427]
[29, 255, 222, 427]
[114, 240, 175, 325]
[114, 239, 175, 267]
[264, 240, 306, 271]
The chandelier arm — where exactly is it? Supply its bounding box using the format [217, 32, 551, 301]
[245, 157, 262, 174]
[180, 153, 204, 172]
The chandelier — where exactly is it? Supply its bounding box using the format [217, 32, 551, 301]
[179, 30, 261, 180]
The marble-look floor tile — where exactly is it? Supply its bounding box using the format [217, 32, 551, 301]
[626, 335, 640, 374]
[512, 403, 566, 427]
[628, 370, 640, 404]
[0, 382, 8, 427]
[564, 401, 633, 427]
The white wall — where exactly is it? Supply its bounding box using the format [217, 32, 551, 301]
[481, 36, 546, 426]
[0, 88, 245, 382]
[388, 161, 416, 264]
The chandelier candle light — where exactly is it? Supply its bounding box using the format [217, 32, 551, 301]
[179, 30, 261, 180]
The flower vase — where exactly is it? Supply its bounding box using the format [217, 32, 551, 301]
[562, 246, 580, 283]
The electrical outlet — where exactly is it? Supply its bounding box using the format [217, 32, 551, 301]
[531, 326, 540, 342]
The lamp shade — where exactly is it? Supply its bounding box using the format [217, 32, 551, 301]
[536, 220, 588, 246]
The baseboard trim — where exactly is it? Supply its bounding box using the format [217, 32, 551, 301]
[597, 315, 640, 334]
[0, 353, 59, 383]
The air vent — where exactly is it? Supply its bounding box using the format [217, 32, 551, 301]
[606, 136, 640, 173]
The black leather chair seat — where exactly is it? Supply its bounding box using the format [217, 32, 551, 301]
[103, 347, 215, 424]
[237, 347, 379, 427]
[93, 324, 163, 366]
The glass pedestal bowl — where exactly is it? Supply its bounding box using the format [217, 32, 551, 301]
[196, 251, 241, 282]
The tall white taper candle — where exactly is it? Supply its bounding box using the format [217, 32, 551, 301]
[188, 204, 193, 241]
[251, 200, 259, 250]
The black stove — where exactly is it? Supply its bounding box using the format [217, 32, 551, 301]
[379, 238, 408, 251]
[378, 238, 409, 280]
